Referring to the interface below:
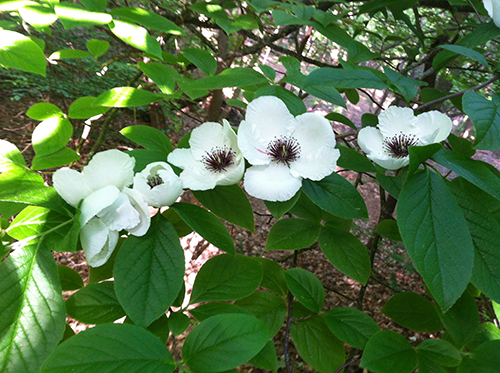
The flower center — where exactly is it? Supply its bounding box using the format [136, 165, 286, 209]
[383, 132, 419, 159]
[147, 174, 164, 189]
[202, 146, 235, 172]
[267, 136, 301, 166]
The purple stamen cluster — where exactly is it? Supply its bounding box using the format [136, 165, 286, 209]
[147, 174, 164, 189]
[383, 132, 419, 158]
[267, 136, 301, 165]
[202, 146, 236, 172]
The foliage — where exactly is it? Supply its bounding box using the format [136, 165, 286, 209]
[1, 0, 500, 372]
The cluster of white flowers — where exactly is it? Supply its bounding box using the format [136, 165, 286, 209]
[53, 96, 453, 267]
[53, 150, 183, 267]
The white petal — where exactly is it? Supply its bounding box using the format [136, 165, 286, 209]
[97, 192, 140, 232]
[168, 148, 195, 170]
[80, 185, 120, 227]
[367, 153, 409, 170]
[53, 168, 93, 207]
[237, 119, 272, 165]
[213, 156, 245, 186]
[378, 106, 417, 138]
[293, 113, 337, 154]
[358, 126, 385, 156]
[189, 122, 232, 160]
[484, 0, 500, 28]
[246, 96, 296, 137]
[80, 217, 119, 267]
[222, 119, 240, 151]
[133, 162, 184, 207]
[83, 149, 135, 191]
[290, 147, 340, 181]
[416, 111, 452, 145]
[123, 188, 151, 236]
[243, 163, 302, 202]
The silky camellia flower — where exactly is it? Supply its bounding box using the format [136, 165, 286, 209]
[133, 161, 183, 208]
[484, 0, 500, 28]
[237, 96, 340, 202]
[167, 120, 245, 190]
[53, 150, 150, 267]
[357, 106, 452, 170]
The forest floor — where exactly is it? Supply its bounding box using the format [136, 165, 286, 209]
[1, 91, 499, 373]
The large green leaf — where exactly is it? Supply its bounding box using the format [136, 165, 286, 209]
[397, 170, 474, 311]
[54, 3, 112, 29]
[383, 67, 427, 102]
[417, 339, 462, 368]
[182, 48, 217, 76]
[183, 313, 271, 373]
[462, 91, 500, 151]
[305, 67, 388, 90]
[360, 331, 417, 373]
[182, 67, 268, 90]
[114, 214, 184, 327]
[290, 315, 345, 373]
[18, 4, 58, 27]
[95, 87, 162, 108]
[57, 265, 84, 291]
[26, 103, 63, 121]
[66, 281, 125, 324]
[248, 340, 278, 372]
[189, 302, 252, 322]
[190, 254, 263, 304]
[110, 7, 185, 35]
[302, 172, 367, 219]
[265, 218, 320, 251]
[318, 226, 371, 285]
[0, 241, 65, 373]
[0, 140, 26, 172]
[337, 146, 377, 173]
[138, 61, 178, 94]
[120, 125, 173, 155]
[86, 39, 109, 58]
[40, 323, 175, 373]
[457, 340, 500, 372]
[381, 292, 443, 333]
[67, 96, 110, 119]
[285, 268, 324, 313]
[172, 202, 235, 254]
[322, 308, 380, 349]
[254, 257, 288, 296]
[32, 117, 73, 156]
[439, 45, 489, 67]
[0, 30, 46, 76]
[193, 184, 255, 232]
[32, 147, 80, 170]
[264, 190, 301, 219]
[109, 20, 162, 58]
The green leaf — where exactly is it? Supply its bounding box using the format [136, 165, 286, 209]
[375, 219, 402, 241]
[182, 48, 217, 76]
[26, 103, 63, 120]
[254, 257, 288, 296]
[54, 3, 112, 29]
[65, 281, 126, 324]
[417, 339, 462, 367]
[408, 143, 443, 177]
[49, 49, 91, 60]
[190, 254, 263, 304]
[361, 112, 378, 127]
[110, 7, 185, 35]
[57, 265, 84, 291]
[264, 190, 301, 219]
[0, 140, 26, 172]
[431, 149, 500, 201]
[288, 192, 323, 223]
[456, 340, 500, 373]
[120, 125, 173, 155]
[86, 39, 109, 58]
[337, 146, 377, 173]
[126, 149, 168, 172]
[68, 96, 110, 119]
[114, 214, 185, 327]
[448, 133, 475, 157]
[172, 202, 235, 254]
[182, 67, 268, 90]
[302, 172, 367, 219]
[383, 67, 426, 102]
[0, 30, 46, 76]
[95, 87, 162, 108]
[462, 91, 500, 150]
[318, 226, 371, 285]
[189, 302, 252, 321]
[285, 268, 324, 313]
[168, 311, 190, 336]
[79, 0, 107, 12]
[248, 340, 278, 372]
[0, 242, 65, 373]
[138, 61, 178, 94]
[183, 313, 271, 373]
[361, 331, 417, 373]
[18, 4, 58, 27]
[162, 208, 192, 237]
[436, 290, 479, 348]
[109, 20, 162, 59]
[322, 308, 380, 349]
[234, 291, 287, 336]
[265, 218, 320, 251]
[325, 112, 356, 130]
[290, 315, 345, 373]
[467, 322, 500, 350]
[193, 184, 255, 232]
[376, 174, 403, 199]
[439, 45, 489, 68]
[41, 323, 175, 373]
[32, 117, 73, 156]
[255, 85, 306, 116]
[397, 169, 474, 311]
[32, 146, 80, 170]
[258, 64, 276, 81]
[381, 292, 443, 333]
[88, 240, 122, 285]
[305, 67, 388, 90]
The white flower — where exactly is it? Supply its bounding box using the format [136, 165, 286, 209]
[237, 96, 340, 202]
[133, 162, 183, 208]
[167, 120, 244, 190]
[53, 149, 150, 267]
[357, 106, 452, 170]
[484, 0, 500, 28]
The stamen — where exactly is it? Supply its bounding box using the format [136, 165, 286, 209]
[267, 136, 301, 165]
[383, 132, 419, 158]
[147, 174, 164, 189]
[202, 146, 235, 172]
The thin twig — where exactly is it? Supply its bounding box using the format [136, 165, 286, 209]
[335, 356, 361, 373]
